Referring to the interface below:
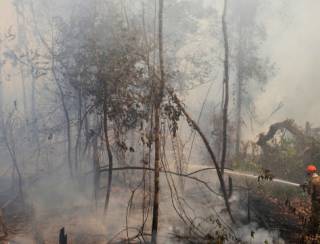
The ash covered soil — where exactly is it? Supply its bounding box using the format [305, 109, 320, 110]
[0, 171, 318, 244]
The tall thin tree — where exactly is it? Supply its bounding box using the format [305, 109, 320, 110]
[151, 0, 164, 242]
[220, 0, 230, 175]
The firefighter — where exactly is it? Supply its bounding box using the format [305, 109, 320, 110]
[305, 164, 320, 234]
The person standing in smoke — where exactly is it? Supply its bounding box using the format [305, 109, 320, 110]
[303, 165, 320, 234]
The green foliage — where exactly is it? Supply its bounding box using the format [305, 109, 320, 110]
[232, 142, 262, 174]
[234, 132, 314, 182]
[55, 8, 153, 131]
[270, 136, 304, 181]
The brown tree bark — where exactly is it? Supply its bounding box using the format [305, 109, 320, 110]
[151, 0, 165, 242]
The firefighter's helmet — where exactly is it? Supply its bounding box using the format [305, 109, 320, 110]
[306, 165, 317, 173]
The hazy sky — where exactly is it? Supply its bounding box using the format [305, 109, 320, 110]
[186, 0, 320, 139]
[256, 0, 320, 131]
[0, 1, 14, 31]
[1, 0, 320, 137]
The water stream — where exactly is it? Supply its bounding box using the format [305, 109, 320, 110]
[224, 169, 300, 187]
[188, 165, 300, 187]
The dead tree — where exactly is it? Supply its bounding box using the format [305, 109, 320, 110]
[257, 119, 320, 173]
[257, 119, 306, 149]
[257, 119, 307, 166]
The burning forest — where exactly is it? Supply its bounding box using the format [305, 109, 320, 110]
[0, 0, 320, 243]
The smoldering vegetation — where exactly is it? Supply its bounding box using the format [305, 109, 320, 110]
[0, 0, 318, 243]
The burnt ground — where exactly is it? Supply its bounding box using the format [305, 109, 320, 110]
[0, 190, 310, 244]
[249, 192, 320, 243]
[249, 193, 303, 242]
[0, 192, 32, 243]
[1, 180, 320, 243]
[0, 195, 303, 244]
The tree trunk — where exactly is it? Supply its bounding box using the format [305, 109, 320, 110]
[220, 0, 230, 175]
[235, 16, 244, 156]
[11, 153, 23, 201]
[92, 133, 100, 209]
[151, 107, 161, 244]
[247, 190, 251, 223]
[2, 120, 24, 202]
[74, 89, 83, 173]
[30, 64, 41, 156]
[0, 52, 3, 117]
[235, 73, 243, 156]
[51, 55, 73, 177]
[103, 98, 113, 215]
[15, 2, 28, 121]
[151, 0, 164, 242]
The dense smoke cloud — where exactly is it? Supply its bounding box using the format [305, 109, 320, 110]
[254, 1, 320, 134]
[183, 0, 320, 140]
[0, 0, 319, 243]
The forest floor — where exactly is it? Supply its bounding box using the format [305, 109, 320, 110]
[1, 177, 320, 243]
[250, 191, 320, 243]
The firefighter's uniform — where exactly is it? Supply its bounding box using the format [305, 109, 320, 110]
[308, 173, 320, 234]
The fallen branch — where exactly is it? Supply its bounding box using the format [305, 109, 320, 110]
[257, 119, 306, 148]
[187, 167, 233, 176]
